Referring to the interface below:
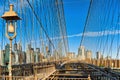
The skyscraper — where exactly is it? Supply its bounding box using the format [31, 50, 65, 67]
[30, 48, 34, 63]
[35, 48, 40, 63]
[22, 51, 26, 64]
[14, 43, 17, 51]
[26, 44, 31, 63]
[0, 50, 5, 65]
[0, 50, 4, 65]
[96, 51, 101, 59]
[17, 43, 22, 64]
[67, 52, 75, 59]
[14, 43, 19, 65]
[4, 44, 10, 65]
[17, 43, 22, 51]
[78, 46, 85, 60]
[0, 50, 2, 65]
[86, 50, 92, 60]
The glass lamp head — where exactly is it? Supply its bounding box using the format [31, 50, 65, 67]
[8, 22, 15, 33]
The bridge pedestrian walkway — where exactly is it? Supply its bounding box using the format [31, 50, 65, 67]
[36, 65, 56, 80]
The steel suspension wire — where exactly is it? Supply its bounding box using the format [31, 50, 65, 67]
[116, 16, 120, 59]
[61, 0, 69, 53]
[79, 0, 92, 47]
[49, 0, 55, 55]
[95, 0, 104, 52]
[93, 0, 106, 59]
[23, 0, 28, 50]
[35, 0, 39, 48]
[79, 0, 120, 60]
[100, 0, 114, 58]
[116, 2, 120, 59]
[3, 0, 7, 50]
[32, 0, 35, 49]
[56, 0, 66, 57]
[20, 0, 23, 45]
[37, 0, 43, 53]
[46, 0, 53, 55]
[60, 0, 69, 54]
[98, 0, 112, 53]
[1, 0, 6, 50]
[107, 0, 118, 59]
[23, 0, 29, 49]
[26, 0, 56, 50]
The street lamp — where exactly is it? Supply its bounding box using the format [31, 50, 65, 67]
[1, 4, 20, 80]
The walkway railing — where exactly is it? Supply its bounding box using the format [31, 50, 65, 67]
[46, 74, 91, 80]
[0, 64, 56, 80]
[0, 76, 34, 80]
[49, 78, 90, 80]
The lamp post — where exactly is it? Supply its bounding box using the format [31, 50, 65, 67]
[1, 4, 20, 80]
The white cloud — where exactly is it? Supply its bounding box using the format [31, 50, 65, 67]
[29, 30, 120, 43]
[58, 30, 120, 38]
[83, 30, 120, 37]
[54, 30, 120, 38]
[10, 30, 120, 44]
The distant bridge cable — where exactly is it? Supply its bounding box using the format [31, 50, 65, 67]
[101, 0, 113, 60]
[56, 0, 67, 55]
[108, 0, 118, 59]
[79, 0, 92, 47]
[98, 0, 112, 53]
[1, 0, 6, 50]
[61, 0, 69, 52]
[26, 0, 56, 50]
[101, 0, 117, 62]
[116, 6, 120, 59]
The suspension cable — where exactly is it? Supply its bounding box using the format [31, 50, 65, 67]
[26, 0, 56, 50]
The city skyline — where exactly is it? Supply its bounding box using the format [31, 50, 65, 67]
[0, 43, 117, 65]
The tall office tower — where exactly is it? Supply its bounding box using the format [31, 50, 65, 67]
[19, 52, 23, 64]
[26, 44, 31, 63]
[12, 52, 15, 65]
[28, 44, 31, 50]
[46, 46, 51, 61]
[39, 53, 44, 62]
[67, 52, 75, 59]
[1, 50, 5, 65]
[30, 48, 34, 63]
[22, 51, 26, 64]
[17, 43, 22, 64]
[35, 48, 40, 63]
[14, 43, 17, 51]
[14, 43, 19, 64]
[46, 46, 49, 58]
[96, 51, 101, 59]
[0, 50, 2, 65]
[4, 44, 15, 65]
[17, 43, 22, 51]
[86, 50, 92, 60]
[78, 46, 85, 60]
[53, 50, 58, 60]
[0, 50, 4, 65]
[4, 44, 10, 65]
